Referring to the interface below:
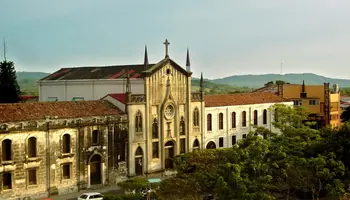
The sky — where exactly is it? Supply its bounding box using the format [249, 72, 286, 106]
[1, 0, 350, 79]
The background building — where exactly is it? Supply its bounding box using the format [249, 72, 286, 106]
[203, 93, 293, 149]
[252, 82, 341, 128]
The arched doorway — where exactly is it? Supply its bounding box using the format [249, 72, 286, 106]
[90, 154, 102, 185]
[164, 141, 175, 169]
[193, 139, 200, 151]
[206, 141, 216, 149]
[135, 147, 143, 176]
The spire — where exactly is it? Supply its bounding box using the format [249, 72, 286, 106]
[186, 48, 191, 72]
[163, 39, 170, 58]
[200, 72, 204, 92]
[144, 45, 149, 70]
[126, 70, 131, 94]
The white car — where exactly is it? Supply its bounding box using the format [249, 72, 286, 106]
[77, 192, 103, 200]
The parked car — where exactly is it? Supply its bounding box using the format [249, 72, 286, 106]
[77, 192, 103, 200]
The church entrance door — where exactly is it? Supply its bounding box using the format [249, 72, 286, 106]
[90, 154, 102, 185]
[164, 141, 175, 169]
[135, 147, 143, 176]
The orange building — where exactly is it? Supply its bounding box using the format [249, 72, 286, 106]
[277, 82, 341, 128]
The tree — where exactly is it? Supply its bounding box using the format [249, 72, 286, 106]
[341, 107, 350, 122]
[0, 60, 21, 103]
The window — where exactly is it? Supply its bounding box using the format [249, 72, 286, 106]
[253, 110, 258, 125]
[28, 169, 37, 185]
[232, 135, 236, 145]
[218, 113, 224, 130]
[116, 128, 127, 162]
[180, 139, 186, 154]
[79, 195, 88, 199]
[263, 109, 267, 125]
[92, 130, 100, 145]
[293, 100, 302, 106]
[180, 117, 185, 135]
[152, 142, 159, 158]
[207, 114, 212, 131]
[309, 99, 319, 105]
[193, 108, 199, 126]
[3, 172, 12, 190]
[135, 111, 143, 132]
[193, 139, 200, 150]
[242, 111, 247, 127]
[28, 137, 37, 158]
[232, 112, 236, 128]
[219, 137, 224, 147]
[62, 134, 71, 153]
[243, 134, 247, 139]
[152, 119, 158, 139]
[2, 139, 12, 161]
[62, 164, 71, 179]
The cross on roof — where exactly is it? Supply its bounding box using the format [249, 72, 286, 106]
[163, 39, 170, 58]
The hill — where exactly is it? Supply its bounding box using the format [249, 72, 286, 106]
[211, 73, 350, 88]
[16, 72, 50, 95]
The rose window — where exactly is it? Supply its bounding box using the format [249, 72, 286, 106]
[165, 105, 174, 119]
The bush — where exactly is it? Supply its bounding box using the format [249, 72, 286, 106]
[117, 179, 148, 191]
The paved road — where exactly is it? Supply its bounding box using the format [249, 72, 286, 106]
[51, 185, 123, 200]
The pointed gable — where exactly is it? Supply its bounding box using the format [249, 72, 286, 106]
[144, 57, 192, 77]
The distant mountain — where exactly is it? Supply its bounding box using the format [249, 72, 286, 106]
[16, 72, 50, 80]
[210, 73, 350, 88]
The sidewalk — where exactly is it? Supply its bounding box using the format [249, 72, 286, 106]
[50, 184, 121, 200]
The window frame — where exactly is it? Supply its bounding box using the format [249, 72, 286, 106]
[253, 110, 258, 125]
[91, 130, 100, 145]
[62, 134, 71, 154]
[242, 111, 247, 127]
[263, 109, 267, 125]
[207, 114, 212, 131]
[2, 139, 12, 161]
[231, 112, 236, 128]
[219, 137, 224, 147]
[27, 168, 37, 185]
[27, 137, 37, 158]
[218, 113, 224, 130]
[62, 163, 71, 180]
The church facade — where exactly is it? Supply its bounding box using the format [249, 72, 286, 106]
[38, 40, 205, 176]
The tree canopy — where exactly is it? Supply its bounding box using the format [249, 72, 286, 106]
[0, 60, 21, 103]
[158, 104, 350, 200]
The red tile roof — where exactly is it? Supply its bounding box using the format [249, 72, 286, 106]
[204, 93, 290, 107]
[0, 100, 123, 123]
[107, 93, 127, 104]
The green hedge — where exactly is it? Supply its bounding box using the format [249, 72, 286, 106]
[103, 193, 144, 200]
[117, 179, 149, 191]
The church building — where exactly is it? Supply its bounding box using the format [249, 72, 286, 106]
[38, 40, 205, 176]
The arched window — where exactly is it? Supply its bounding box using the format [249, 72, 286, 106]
[242, 111, 247, 127]
[232, 112, 236, 128]
[193, 139, 200, 150]
[28, 137, 37, 158]
[218, 113, 224, 130]
[2, 139, 12, 161]
[180, 117, 186, 135]
[263, 109, 267, 124]
[207, 114, 212, 131]
[193, 108, 199, 127]
[135, 111, 143, 132]
[92, 130, 100, 145]
[62, 134, 71, 153]
[253, 110, 258, 125]
[152, 119, 158, 139]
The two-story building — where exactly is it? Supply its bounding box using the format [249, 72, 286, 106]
[203, 93, 293, 149]
[252, 82, 341, 128]
[0, 101, 128, 200]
